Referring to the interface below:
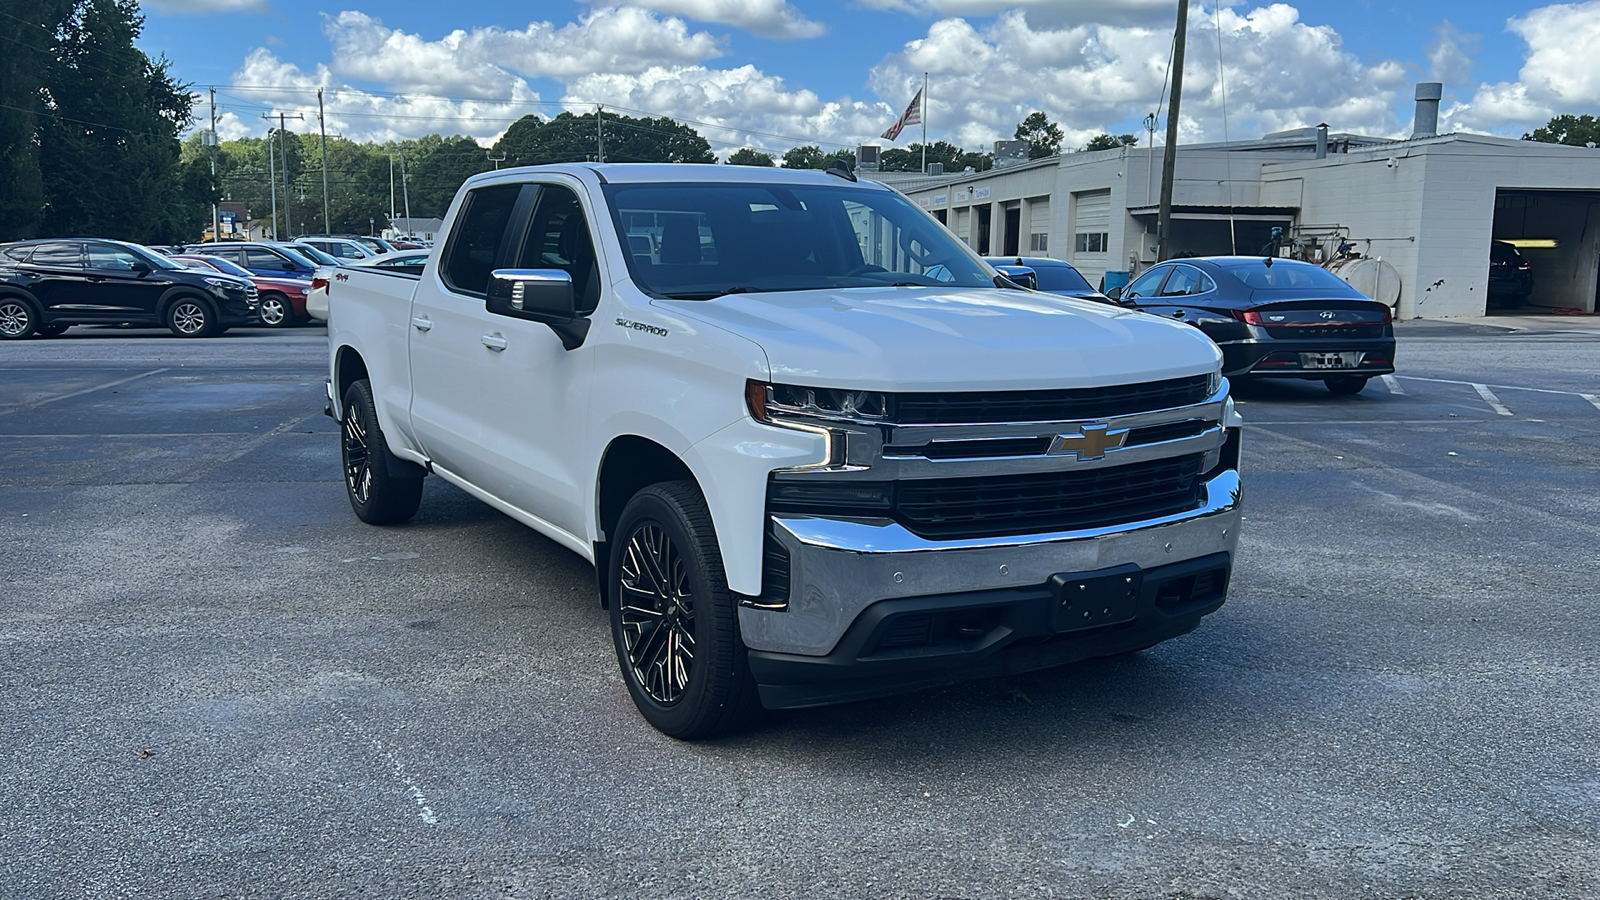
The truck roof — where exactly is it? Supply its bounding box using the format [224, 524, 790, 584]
[467, 162, 891, 189]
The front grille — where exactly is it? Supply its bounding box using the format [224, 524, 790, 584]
[893, 374, 1213, 425]
[884, 420, 1217, 460]
[895, 454, 1207, 538]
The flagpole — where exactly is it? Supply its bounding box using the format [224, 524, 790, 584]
[921, 71, 928, 174]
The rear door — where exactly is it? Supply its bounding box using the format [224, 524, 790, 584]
[406, 182, 524, 478]
[17, 242, 92, 313]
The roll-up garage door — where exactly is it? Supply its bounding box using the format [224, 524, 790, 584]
[1029, 198, 1050, 233]
[1074, 190, 1110, 230]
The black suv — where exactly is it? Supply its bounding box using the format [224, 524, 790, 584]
[0, 239, 258, 339]
[1488, 240, 1533, 307]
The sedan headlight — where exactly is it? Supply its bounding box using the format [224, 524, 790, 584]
[746, 380, 890, 424]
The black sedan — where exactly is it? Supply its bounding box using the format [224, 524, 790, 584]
[985, 256, 1113, 303]
[1109, 256, 1395, 395]
[0, 239, 258, 339]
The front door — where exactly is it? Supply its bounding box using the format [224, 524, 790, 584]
[84, 243, 165, 320]
[473, 180, 599, 538]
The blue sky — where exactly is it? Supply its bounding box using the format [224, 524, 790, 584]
[135, 0, 1594, 155]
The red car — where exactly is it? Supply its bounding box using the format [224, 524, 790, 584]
[172, 254, 314, 327]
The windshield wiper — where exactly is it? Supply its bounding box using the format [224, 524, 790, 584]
[658, 287, 760, 301]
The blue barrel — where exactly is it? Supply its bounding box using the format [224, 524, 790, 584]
[1103, 270, 1131, 293]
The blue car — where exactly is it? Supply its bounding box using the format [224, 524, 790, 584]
[185, 242, 320, 280]
[1109, 256, 1396, 395]
[984, 256, 1113, 304]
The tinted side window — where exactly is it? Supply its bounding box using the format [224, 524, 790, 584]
[2, 245, 33, 262]
[245, 249, 289, 271]
[515, 185, 599, 313]
[444, 184, 522, 297]
[1124, 266, 1168, 299]
[1159, 265, 1215, 296]
[87, 244, 146, 270]
[29, 243, 85, 267]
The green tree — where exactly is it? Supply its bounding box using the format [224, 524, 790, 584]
[726, 147, 775, 166]
[36, 0, 193, 242]
[1082, 133, 1139, 152]
[403, 134, 493, 218]
[492, 111, 714, 167]
[879, 141, 990, 173]
[0, 0, 74, 240]
[1014, 111, 1064, 160]
[780, 145, 854, 170]
[1524, 114, 1600, 146]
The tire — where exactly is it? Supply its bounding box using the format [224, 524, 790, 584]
[257, 292, 295, 328]
[166, 295, 218, 337]
[0, 297, 39, 340]
[36, 323, 69, 337]
[1325, 376, 1369, 395]
[340, 379, 424, 525]
[609, 481, 758, 739]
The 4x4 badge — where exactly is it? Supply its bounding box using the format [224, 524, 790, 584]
[1048, 424, 1129, 460]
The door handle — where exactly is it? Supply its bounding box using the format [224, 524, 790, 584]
[1170, 309, 1186, 319]
[411, 316, 432, 332]
[481, 333, 508, 352]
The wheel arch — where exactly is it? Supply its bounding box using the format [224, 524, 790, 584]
[332, 344, 370, 421]
[593, 434, 697, 608]
[157, 286, 216, 318]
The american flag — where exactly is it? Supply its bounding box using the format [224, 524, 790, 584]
[880, 88, 923, 141]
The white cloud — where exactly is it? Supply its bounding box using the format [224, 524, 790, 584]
[221, 48, 543, 145]
[595, 0, 826, 39]
[323, 8, 724, 96]
[144, 0, 266, 14]
[867, 5, 1410, 151]
[857, 0, 1174, 28]
[564, 66, 889, 152]
[1450, 1, 1600, 132]
[1426, 22, 1477, 86]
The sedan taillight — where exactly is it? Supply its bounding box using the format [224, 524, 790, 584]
[311, 276, 328, 292]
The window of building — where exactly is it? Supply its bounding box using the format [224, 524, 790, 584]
[1029, 233, 1048, 252]
[1074, 232, 1108, 253]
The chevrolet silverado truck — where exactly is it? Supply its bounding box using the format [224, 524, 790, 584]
[324, 163, 1243, 738]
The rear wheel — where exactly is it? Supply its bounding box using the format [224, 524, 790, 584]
[1325, 375, 1369, 395]
[257, 292, 295, 328]
[609, 481, 758, 739]
[166, 296, 218, 337]
[340, 379, 424, 525]
[0, 298, 39, 339]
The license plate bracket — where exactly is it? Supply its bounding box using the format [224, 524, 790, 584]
[1049, 565, 1142, 632]
[1300, 351, 1365, 370]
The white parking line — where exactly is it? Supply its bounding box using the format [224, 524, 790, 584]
[1381, 374, 1405, 394]
[1582, 393, 1600, 414]
[1472, 383, 1514, 416]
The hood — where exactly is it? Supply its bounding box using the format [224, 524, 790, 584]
[660, 286, 1222, 392]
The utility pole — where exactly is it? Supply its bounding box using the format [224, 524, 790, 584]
[1155, 0, 1188, 262]
[279, 112, 302, 238]
[488, 150, 506, 170]
[208, 88, 220, 242]
[318, 89, 331, 234]
[388, 154, 396, 231]
[397, 147, 412, 235]
[596, 105, 604, 163]
[921, 72, 928, 176]
[264, 121, 279, 240]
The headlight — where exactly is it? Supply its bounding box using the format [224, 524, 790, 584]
[1208, 369, 1224, 397]
[204, 277, 243, 292]
[746, 380, 890, 423]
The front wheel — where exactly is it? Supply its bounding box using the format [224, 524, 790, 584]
[1325, 375, 1369, 395]
[257, 292, 296, 328]
[609, 481, 758, 739]
[166, 296, 218, 337]
[0, 298, 39, 339]
[340, 379, 424, 525]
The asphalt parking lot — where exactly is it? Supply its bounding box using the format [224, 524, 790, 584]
[3, 318, 1598, 899]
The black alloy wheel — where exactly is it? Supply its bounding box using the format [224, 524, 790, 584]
[340, 379, 424, 525]
[609, 482, 757, 738]
[0, 298, 38, 339]
[258, 292, 294, 327]
[166, 296, 216, 337]
[1325, 375, 1370, 395]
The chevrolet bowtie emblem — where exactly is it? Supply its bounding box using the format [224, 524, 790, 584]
[1048, 424, 1129, 460]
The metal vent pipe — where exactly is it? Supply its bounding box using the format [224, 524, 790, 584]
[1315, 123, 1328, 159]
[1412, 83, 1442, 139]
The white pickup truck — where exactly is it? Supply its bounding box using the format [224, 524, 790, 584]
[325, 163, 1243, 738]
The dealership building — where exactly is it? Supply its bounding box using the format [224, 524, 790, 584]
[883, 86, 1600, 318]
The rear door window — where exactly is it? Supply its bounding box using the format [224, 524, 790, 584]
[442, 184, 522, 297]
[1158, 265, 1216, 297]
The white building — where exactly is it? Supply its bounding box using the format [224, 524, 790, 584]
[893, 93, 1600, 318]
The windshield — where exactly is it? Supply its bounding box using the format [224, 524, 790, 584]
[1033, 264, 1094, 293]
[282, 244, 334, 266]
[1222, 260, 1358, 291]
[127, 244, 182, 270]
[602, 181, 993, 299]
[183, 255, 254, 278]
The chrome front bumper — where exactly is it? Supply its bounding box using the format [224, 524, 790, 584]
[737, 468, 1242, 656]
